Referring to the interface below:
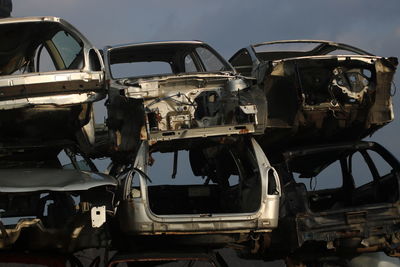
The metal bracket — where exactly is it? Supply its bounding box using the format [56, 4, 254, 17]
[91, 206, 106, 228]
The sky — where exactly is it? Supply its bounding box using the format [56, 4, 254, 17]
[11, 0, 400, 168]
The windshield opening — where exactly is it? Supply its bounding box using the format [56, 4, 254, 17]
[109, 43, 232, 79]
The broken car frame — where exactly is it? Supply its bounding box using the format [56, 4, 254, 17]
[230, 40, 398, 152]
[103, 41, 267, 163]
[258, 141, 400, 263]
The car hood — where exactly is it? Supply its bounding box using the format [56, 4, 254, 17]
[0, 168, 117, 193]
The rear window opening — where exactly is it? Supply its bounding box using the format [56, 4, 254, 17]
[110, 61, 173, 79]
[134, 144, 262, 216]
[107, 43, 233, 80]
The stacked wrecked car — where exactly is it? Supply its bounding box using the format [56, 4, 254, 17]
[265, 141, 400, 264]
[103, 41, 280, 252]
[230, 40, 398, 151]
[0, 17, 116, 255]
[0, 16, 399, 266]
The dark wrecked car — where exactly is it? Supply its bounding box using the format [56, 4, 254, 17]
[103, 41, 267, 162]
[0, 147, 117, 253]
[230, 40, 398, 152]
[256, 141, 400, 264]
[0, 17, 105, 151]
[111, 136, 280, 250]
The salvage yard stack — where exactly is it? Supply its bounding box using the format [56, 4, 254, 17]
[0, 15, 398, 266]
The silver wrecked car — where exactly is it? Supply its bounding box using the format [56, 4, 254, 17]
[103, 41, 267, 163]
[113, 137, 280, 248]
[0, 16, 105, 150]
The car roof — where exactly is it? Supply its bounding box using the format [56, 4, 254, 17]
[249, 39, 374, 61]
[105, 40, 205, 51]
[0, 16, 62, 24]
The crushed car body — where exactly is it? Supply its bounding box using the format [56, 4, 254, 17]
[103, 41, 267, 162]
[258, 141, 400, 262]
[0, 151, 117, 253]
[230, 40, 398, 151]
[0, 16, 105, 150]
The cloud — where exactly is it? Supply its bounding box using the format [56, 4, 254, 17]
[13, 0, 80, 16]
